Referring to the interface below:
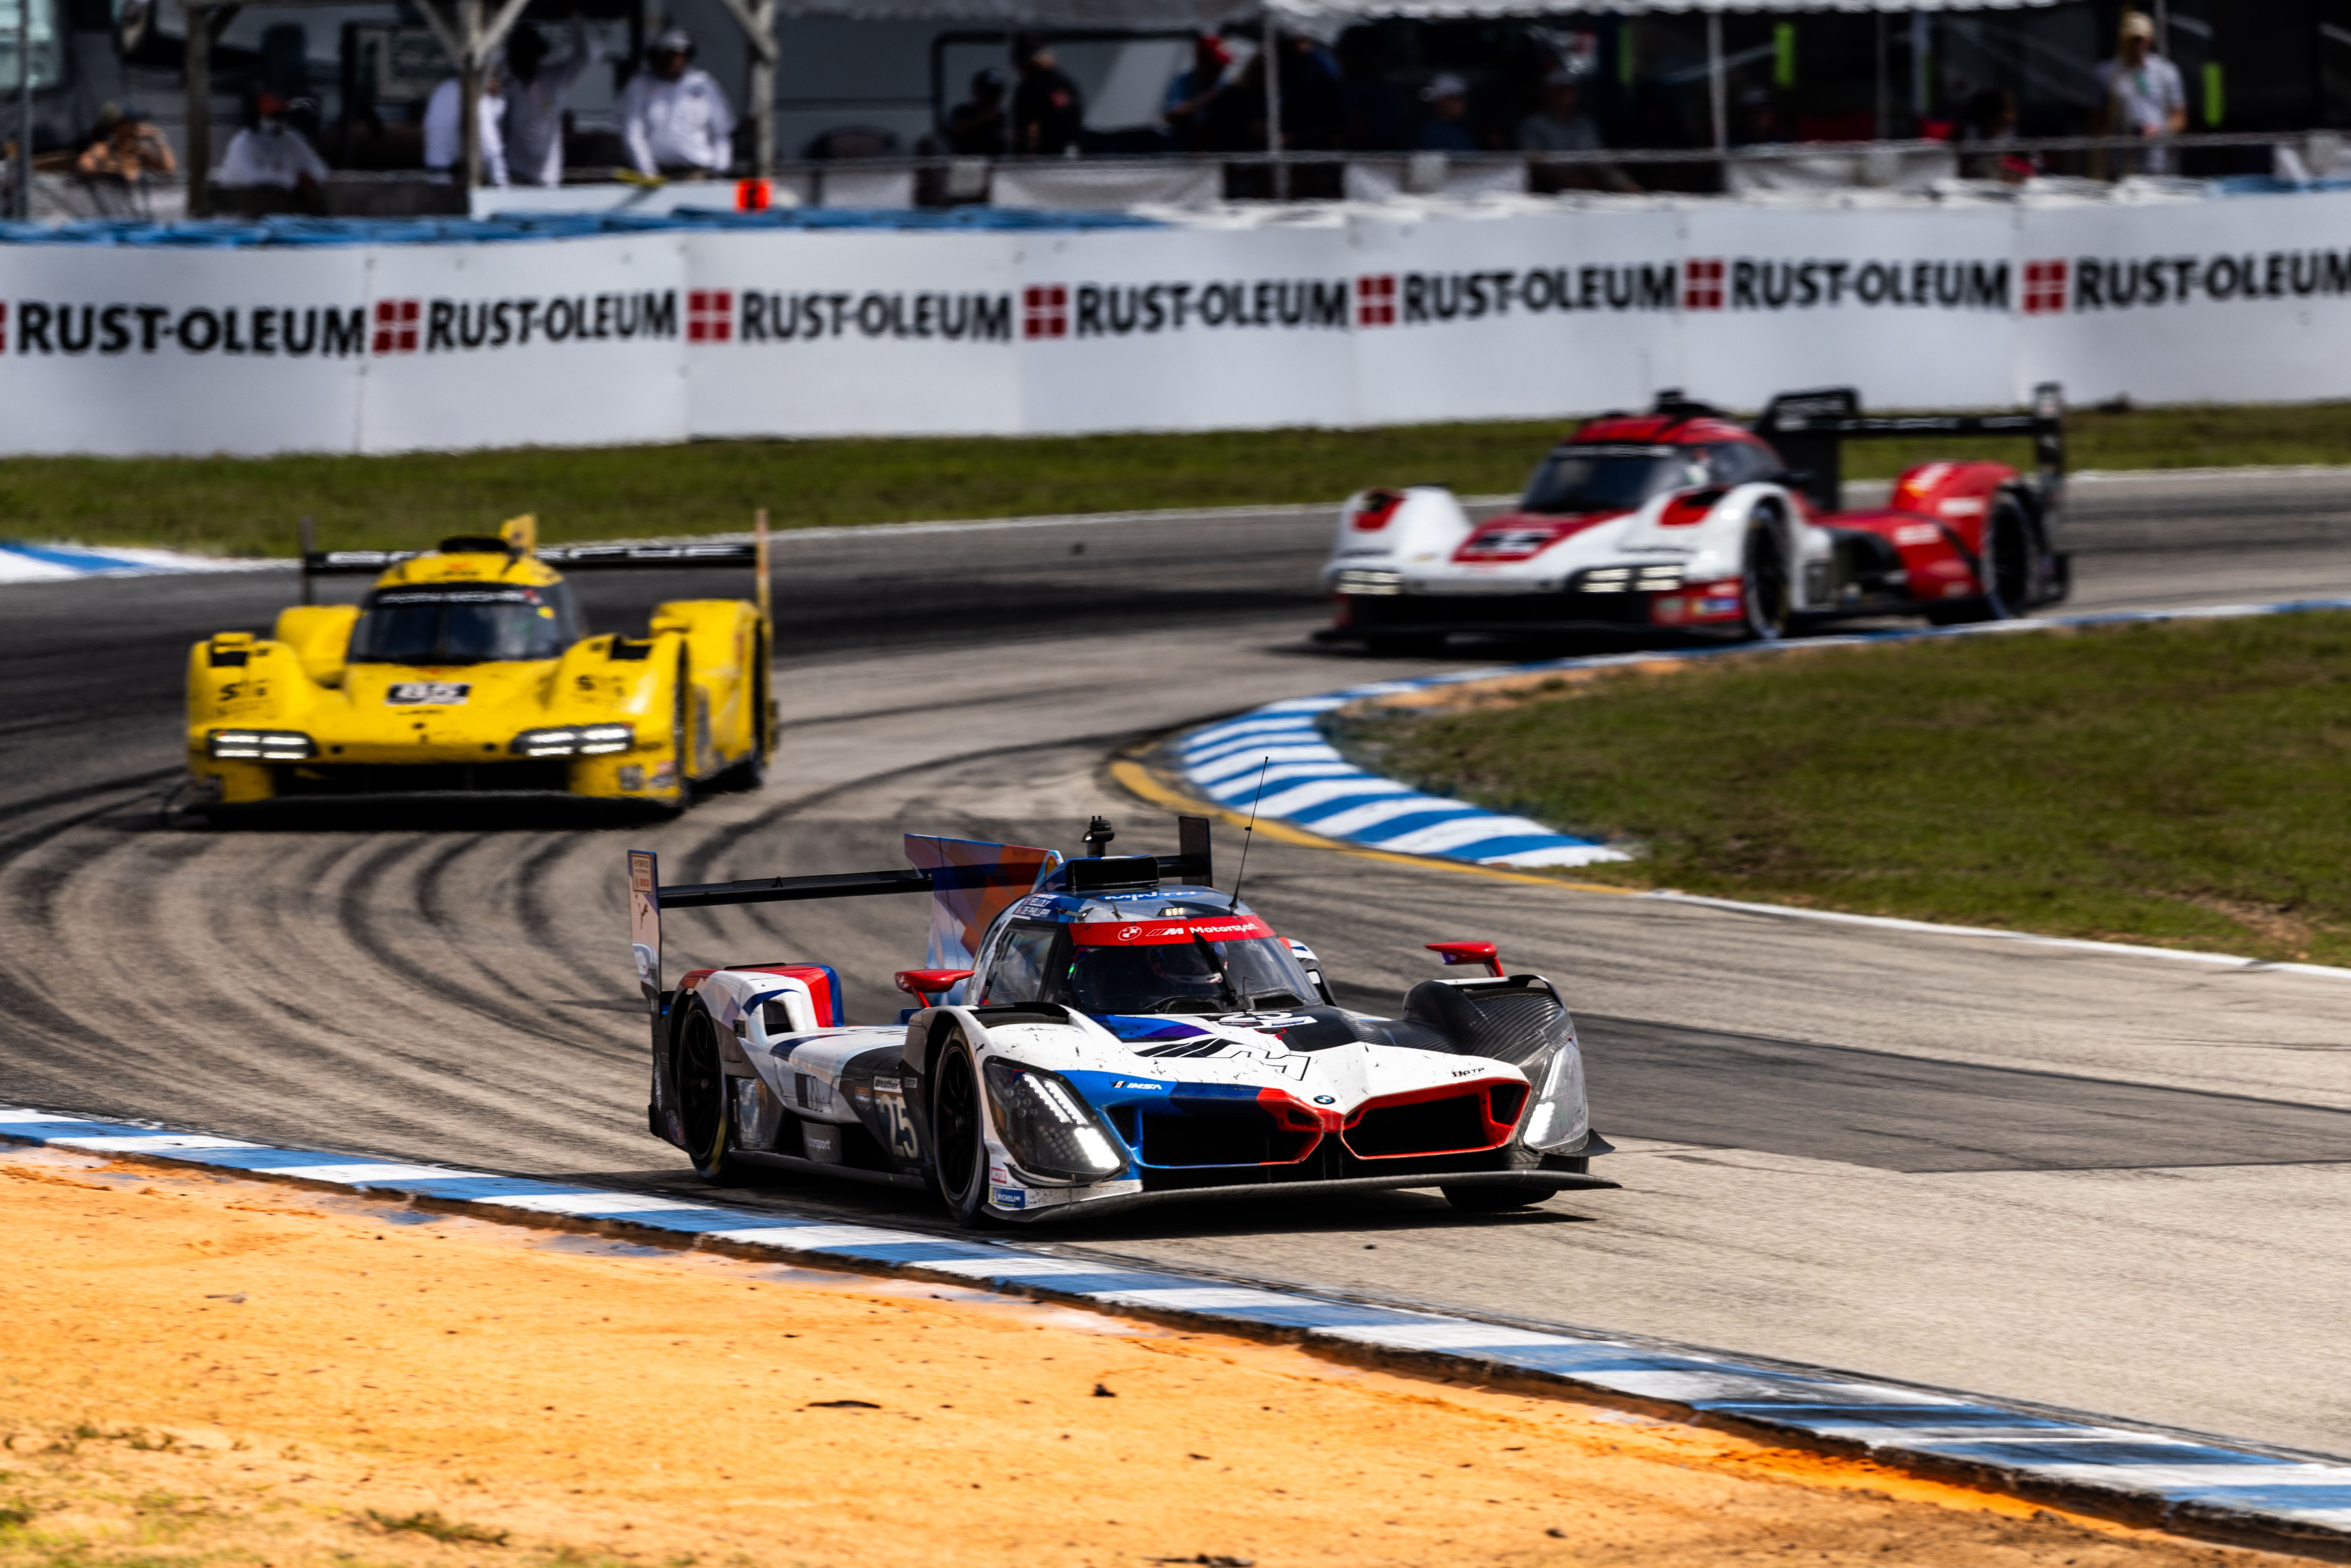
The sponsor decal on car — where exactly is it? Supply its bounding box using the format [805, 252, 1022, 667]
[991, 1186, 1028, 1211]
[1072, 915, 1275, 947]
[385, 681, 472, 706]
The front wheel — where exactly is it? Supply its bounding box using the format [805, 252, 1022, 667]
[1441, 1180, 1556, 1212]
[1740, 515, 1791, 642]
[1930, 501, 2032, 626]
[929, 1036, 993, 1226]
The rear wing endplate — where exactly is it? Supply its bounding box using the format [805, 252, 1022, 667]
[1753, 383, 2065, 519]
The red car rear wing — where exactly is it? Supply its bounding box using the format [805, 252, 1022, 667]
[1753, 382, 2065, 520]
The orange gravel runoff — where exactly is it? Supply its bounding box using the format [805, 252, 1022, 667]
[0, 1145, 2291, 1568]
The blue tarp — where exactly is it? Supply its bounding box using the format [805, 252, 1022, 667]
[0, 204, 1164, 247]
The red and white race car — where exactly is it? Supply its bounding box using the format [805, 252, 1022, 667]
[1321, 385, 2069, 654]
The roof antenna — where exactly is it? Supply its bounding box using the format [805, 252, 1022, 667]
[1082, 816, 1115, 857]
[1227, 757, 1270, 914]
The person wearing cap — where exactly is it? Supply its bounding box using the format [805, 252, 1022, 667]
[504, 14, 600, 187]
[2097, 12, 2185, 175]
[1414, 72, 1479, 152]
[1010, 32, 1084, 156]
[425, 60, 510, 185]
[946, 66, 1009, 155]
[1162, 34, 1229, 151]
[1517, 67, 1637, 192]
[619, 28, 737, 178]
[218, 90, 330, 194]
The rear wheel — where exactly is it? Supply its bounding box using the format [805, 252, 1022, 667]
[1441, 1179, 1556, 1212]
[1740, 513, 1790, 641]
[930, 1036, 992, 1225]
[675, 1001, 736, 1183]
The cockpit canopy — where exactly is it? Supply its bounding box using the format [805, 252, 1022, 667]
[976, 892, 1318, 1016]
[348, 582, 583, 666]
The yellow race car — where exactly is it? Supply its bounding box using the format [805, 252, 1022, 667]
[185, 515, 775, 813]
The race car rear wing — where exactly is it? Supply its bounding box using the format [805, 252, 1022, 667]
[296, 512, 774, 620]
[627, 815, 1214, 1023]
[1753, 383, 2064, 519]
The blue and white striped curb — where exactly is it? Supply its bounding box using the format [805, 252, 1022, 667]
[8, 1105, 2349, 1553]
[0, 541, 287, 583]
[1179, 597, 2351, 872]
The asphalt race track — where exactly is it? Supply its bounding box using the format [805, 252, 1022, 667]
[4, 469, 2350, 1459]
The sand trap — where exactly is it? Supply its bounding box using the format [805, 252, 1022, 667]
[0, 1147, 2282, 1568]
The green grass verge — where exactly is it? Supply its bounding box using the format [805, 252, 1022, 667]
[1346, 612, 2351, 965]
[7, 399, 2351, 559]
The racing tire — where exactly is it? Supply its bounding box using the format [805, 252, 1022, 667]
[1929, 500, 2032, 627]
[929, 1035, 994, 1227]
[1364, 632, 1447, 658]
[1739, 512, 1791, 642]
[1440, 1179, 1556, 1212]
[674, 999, 739, 1184]
[653, 656, 692, 814]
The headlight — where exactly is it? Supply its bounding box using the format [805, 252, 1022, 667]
[206, 729, 316, 761]
[1519, 1040, 1591, 1154]
[1335, 568, 1404, 596]
[982, 1059, 1125, 1182]
[510, 724, 634, 758]
[1574, 565, 1685, 593]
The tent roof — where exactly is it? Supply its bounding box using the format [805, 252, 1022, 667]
[774, 0, 2059, 20]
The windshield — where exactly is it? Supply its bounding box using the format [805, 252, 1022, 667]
[1065, 929, 1317, 1016]
[349, 586, 577, 666]
[1520, 444, 1711, 515]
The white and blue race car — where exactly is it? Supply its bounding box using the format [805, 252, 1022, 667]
[630, 815, 1614, 1223]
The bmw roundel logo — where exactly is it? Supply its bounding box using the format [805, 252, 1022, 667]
[1313, 1094, 1336, 1105]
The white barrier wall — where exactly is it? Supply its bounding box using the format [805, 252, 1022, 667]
[5, 191, 2351, 456]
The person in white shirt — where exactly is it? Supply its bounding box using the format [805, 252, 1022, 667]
[504, 15, 599, 187]
[618, 28, 735, 178]
[217, 93, 330, 193]
[2096, 11, 2186, 175]
[424, 62, 509, 186]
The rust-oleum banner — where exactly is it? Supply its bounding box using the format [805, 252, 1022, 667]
[3, 193, 2350, 454]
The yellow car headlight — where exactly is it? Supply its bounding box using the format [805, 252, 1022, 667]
[510, 724, 633, 758]
[206, 729, 316, 761]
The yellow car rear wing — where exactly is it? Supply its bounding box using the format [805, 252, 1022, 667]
[297, 511, 775, 629]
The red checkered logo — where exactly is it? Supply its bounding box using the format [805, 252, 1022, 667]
[1022, 285, 1069, 339]
[1682, 258, 1725, 311]
[1355, 274, 1398, 328]
[371, 298, 420, 355]
[688, 290, 733, 343]
[2022, 260, 2068, 315]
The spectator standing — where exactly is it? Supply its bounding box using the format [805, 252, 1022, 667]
[1518, 69, 1638, 192]
[945, 67, 1009, 155]
[1161, 34, 1228, 151]
[504, 15, 599, 188]
[1413, 73, 1478, 152]
[425, 63, 508, 185]
[618, 28, 735, 178]
[1010, 33, 1084, 156]
[2096, 11, 2185, 175]
[75, 103, 176, 183]
[219, 91, 329, 195]
[1957, 87, 2033, 183]
[1277, 32, 1343, 151]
